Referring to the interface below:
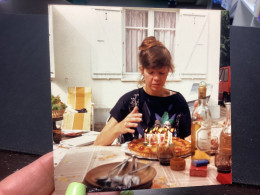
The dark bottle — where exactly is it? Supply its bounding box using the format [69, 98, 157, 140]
[215, 102, 232, 173]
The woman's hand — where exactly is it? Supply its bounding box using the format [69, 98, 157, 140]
[119, 106, 142, 134]
[94, 106, 142, 146]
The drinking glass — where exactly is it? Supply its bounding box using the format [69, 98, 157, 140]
[157, 141, 175, 166]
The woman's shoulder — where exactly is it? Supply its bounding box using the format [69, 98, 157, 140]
[169, 90, 188, 103]
[120, 88, 139, 98]
[169, 90, 183, 98]
[111, 89, 140, 121]
[117, 88, 140, 103]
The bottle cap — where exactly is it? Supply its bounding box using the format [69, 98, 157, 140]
[198, 81, 207, 99]
[217, 167, 232, 173]
[191, 159, 209, 167]
[65, 182, 86, 195]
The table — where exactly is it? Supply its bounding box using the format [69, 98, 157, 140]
[54, 145, 221, 195]
[53, 121, 224, 194]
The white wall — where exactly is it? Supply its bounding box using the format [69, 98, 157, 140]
[49, 5, 221, 123]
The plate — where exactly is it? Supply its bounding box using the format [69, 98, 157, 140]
[121, 142, 158, 160]
[84, 162, 156, 190]
[63, 132, 83, 137]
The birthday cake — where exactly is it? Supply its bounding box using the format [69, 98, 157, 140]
[127, 136, 191, 158]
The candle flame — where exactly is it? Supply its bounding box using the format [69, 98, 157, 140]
[158, 127, 163, 134]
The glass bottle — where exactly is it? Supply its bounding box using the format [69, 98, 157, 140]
[215, 102, 232, 173]
[191, 81, 212, 161]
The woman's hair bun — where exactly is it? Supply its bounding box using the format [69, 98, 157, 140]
[138, 35, 174, 74]
[139, 36, 164, 51]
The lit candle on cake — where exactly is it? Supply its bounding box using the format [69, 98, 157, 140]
[144, 128, 148, 144]
[164, 127, 168, 134]
[169, 128, 173, 144]
[167, 131, 171, 144]
[153, 126, 157, 134]
[158, 127, 163, 134]
[157, 133, 161, 144]
[162, 133, 165, 142]
[147, 133, 152, 147]
[171, 128, 176, 137]
[150, 127, 156, 143]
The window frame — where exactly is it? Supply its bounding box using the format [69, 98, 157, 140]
[121, 8, 180, 81]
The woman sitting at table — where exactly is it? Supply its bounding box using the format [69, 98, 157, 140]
[94, 36, 191, 146]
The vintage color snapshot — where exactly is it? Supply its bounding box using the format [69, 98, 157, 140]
[49, 4, 231, 194]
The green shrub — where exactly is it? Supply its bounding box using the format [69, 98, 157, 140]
[51, 95, 67, 110]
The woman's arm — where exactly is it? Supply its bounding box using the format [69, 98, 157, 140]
[94, 107, 142, 146]
[94, 117, 125, 146]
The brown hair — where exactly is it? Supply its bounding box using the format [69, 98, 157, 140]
[138, 36, 174, 72]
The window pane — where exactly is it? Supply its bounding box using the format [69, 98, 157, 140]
[154, 11, 176, 57]
[155, 30, 175, 56]
[154, 11, 176, 28]
[125, 10, 148, 72]
[126, 10, 148, 27]
[224, 68, 229, 82]
[219, 69, 224, 80]
[126, 29, 147, 72]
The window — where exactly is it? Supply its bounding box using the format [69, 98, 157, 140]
[224, 68, 229, 82]
[219, 69, 224, 80]
[154, 11, 176, 57]
[125, 10, 148, 73]
[89, 8, 216, 81]
[124, 9, 177, 74]
[219, 68, 229, 82]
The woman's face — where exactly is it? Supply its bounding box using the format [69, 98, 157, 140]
[140, 66, 169, 96]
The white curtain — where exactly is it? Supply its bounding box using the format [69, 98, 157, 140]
[125, 10, 176, 72]
[154, 11, 176, 57]
[125, 10, 148, 72]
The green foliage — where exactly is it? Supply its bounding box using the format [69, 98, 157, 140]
[51, 95, 67, 111]
[220, 10, 230, 68]
[51, 95, 59, 105]
[61, 103, 67, 110]
[52, 104, 60, 111]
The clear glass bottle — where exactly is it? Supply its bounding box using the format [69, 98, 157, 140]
[215, 102, 232, 173]
[191, 81, 212, 161]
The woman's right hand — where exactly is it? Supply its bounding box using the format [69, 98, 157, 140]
[119, 106, 142, 134]
[94, 106, 143, 146]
